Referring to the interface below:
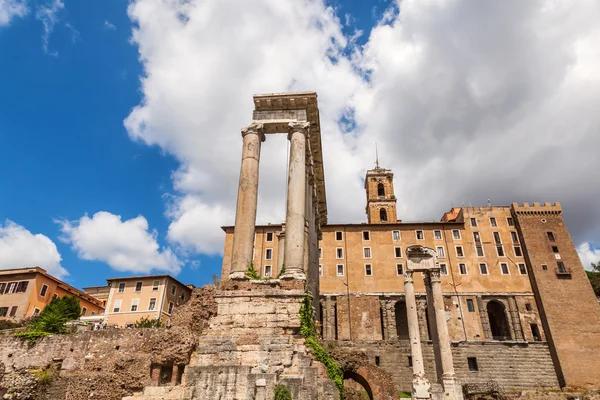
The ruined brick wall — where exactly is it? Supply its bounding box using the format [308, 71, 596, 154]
[514, 203, 600, 388]
[327, 340, 558, 393]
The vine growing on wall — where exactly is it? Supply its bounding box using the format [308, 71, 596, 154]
[299, 293, 344, 398]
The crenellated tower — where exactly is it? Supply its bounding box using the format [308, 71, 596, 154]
[365, 166, 398, 223]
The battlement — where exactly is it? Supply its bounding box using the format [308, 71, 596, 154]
[511, 202, 562, 215]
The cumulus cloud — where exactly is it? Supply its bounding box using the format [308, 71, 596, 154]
[0, 0, 28, 26]
[125, 0, 600, 258]
[35, 0, 64, 55]
[577, 242, 600, 270]
[58, 211, 182, 275]
[0, 220, 68, 278]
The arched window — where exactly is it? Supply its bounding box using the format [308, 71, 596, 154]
[377, 183, 385, 197]
[487, 301, 511, 340]
[380, 208, 388, 222]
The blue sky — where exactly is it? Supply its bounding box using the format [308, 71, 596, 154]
[1, 0, 600, 291]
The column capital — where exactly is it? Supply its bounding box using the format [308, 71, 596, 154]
[429, 269, 441, 283]
[403, 269, 414, 283]
[241, 123, 265, 142]
[287, 121, 310, 140]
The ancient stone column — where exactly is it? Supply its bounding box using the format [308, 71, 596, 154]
[424, 274, 443, 382]
[404, 270, 431, 400]
[477, 296, 492, 339]
[507, 297, 524, 340]
[276, 225, 285, 275]
[282, 122, 310, 279]
[229, 123, 265, 279]
[429, 269, 463, 400]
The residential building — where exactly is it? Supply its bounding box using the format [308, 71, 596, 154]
[82, 285, 110, 309]
[0, 267, 104, 320]
[103, 275, 193, 328]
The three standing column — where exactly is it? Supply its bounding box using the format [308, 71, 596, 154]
[282, 122, 310, 279]
[229, 123, 265, 279]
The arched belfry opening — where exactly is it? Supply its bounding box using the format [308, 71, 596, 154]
[380, 208, 388, 222]
[377, 183, 385, 196]
[487, 301, 511, 341]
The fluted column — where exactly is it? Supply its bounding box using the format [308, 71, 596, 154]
[229, 123, 265, 279]
[429, 269, 463, 400]
[404, 270, 431, 399]
[282, 122, 310, 279]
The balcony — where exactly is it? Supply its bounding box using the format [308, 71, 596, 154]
[555, 267, 572, 277]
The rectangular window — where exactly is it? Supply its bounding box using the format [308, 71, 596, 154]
[452, 230, 461, 240]
[493, 232, 502, 244]
[416, 230, 424, 240]
[500, 263, 510, 275]
[180, 292, 185, 301]
[264, 265, 272, 277]
[476, 246, 484, 257]
[466, 299, 475, 312]
[336, 264, 344, 276]
[456, 246, 464, 257]
[265, 248, 273, 260]
[168, 301, 174, 315]
[396, 264, 404, 276]
[547, 232, 555, 242]
[81, 307, 87, 316]
[135, 281, 143, 292]
[551, 246, 559, 253]
[470, 218, 477, 227]
[9, 306, 18, 317]
[131, 298, 139, 312]
[436, 246, 445, 258]
[507, 217, 514, 226]
[152, 280, 159, 291]
[459, 263, 468, 275]
[518, 263, 527, 275]
[473, 232, 481, 244]
[514, 245, 523, 257]
[52, 293, 58, 301]
[479, 263, 489, 275]
[530, 324, 541, 341]
[148, 298, 156, 311]
[6, 282, 17, 294]
[525, 303, 532, 311]
[408, 356, 413, 368]
[365, 264, 373, 276]
[510, 232, 519, 244]
[490, 217, 497, 227]
[0, 307, 8, 317]
[434, 230, 442, 240]
[363, 247, 372, 259]
[319, 265, 323, 276]
[439, 263, 448, 275]
[33, 308, 40, 316]
[335, 231, 343, 241]
[363, 231, 370, 241]
[468, 357, 479, 372]
[392, 231, 401, 241]
[16, 281, 28, 293]
[0, 283, 5, 293]
[542, 264, 548, 271]
[266, 232, 274, 242]
[496, 245, 505, 257]
[336, 248, 344, 259]
[171, 284, 176, 296]
[118, 282, 126, 293]
[319, 248, 323, 259]
[113, 299, 122, 313]
[394, 247, 402, 258]
[40, 284, 48, 297]
[557, 261, 567, 273]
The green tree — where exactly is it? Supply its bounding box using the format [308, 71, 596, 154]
[134, 317, 163, 328]
[28, 296, 81, 334]
[586, 262, 600, 298]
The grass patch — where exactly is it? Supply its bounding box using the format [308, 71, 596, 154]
[14, 331, 50, 344]
[31, 368, 52, 385]
[398, 391, 411, 398]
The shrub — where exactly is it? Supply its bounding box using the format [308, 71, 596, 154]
[246, 262, 261, 280]
[274, 385, 292, 400]
[15, 296, 82, 342]
[135, 317, 163, 328]
[14, 331, 50, 344]
[32, 368, 52, 385]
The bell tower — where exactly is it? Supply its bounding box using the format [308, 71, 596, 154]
[365, 164, 398, 224]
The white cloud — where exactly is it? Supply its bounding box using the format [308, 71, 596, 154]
[125, 0, 600, 258]
[58, 211, 182, 275]
[0, 220, 68, 278]
[578, 242, 600, 270]
[103, 19, 116, 30]
[35, 0, 64, 55]
[0, 0, 27, 26]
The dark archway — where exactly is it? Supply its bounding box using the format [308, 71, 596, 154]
[377, 183, 385, 197]
[379, 208, 387, 222]
[487, 301, 511, 340]
[344, 370, 373, 400]
[394, 301, 409, 339]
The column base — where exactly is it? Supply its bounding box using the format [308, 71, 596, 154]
[441, 376, 464, 400]
[279, 269, 306, 281]
[412, 375, 431, 400]
[229, 271, 250, 281]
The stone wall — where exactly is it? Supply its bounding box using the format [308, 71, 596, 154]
[327, 340, 559, 393]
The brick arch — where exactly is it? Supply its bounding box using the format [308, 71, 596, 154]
[340, 362, 398, 400]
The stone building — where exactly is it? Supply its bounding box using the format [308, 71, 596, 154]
[0, 267, 104, 320]
[221, 145, 600, 392]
